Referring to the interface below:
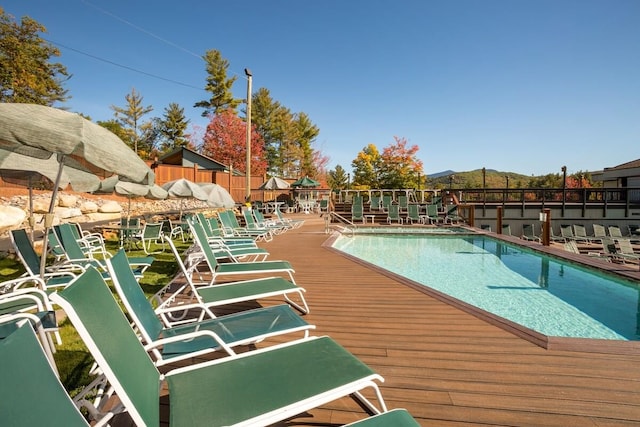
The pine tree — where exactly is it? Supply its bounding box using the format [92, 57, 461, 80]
[110, 88, 153, 156]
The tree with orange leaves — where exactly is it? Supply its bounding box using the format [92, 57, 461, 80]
[201, 110, 267, 174]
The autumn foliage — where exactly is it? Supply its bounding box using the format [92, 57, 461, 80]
[202, 110, 267, 174]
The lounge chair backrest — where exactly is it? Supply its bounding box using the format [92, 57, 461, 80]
[55, 223, 88, 260]
[388, 204, 400, 218]
[0, 322, 89, 426]
[10, 228, 40, 275]
[189, 221, 219, 270]
[617, 239, 636, 255]
[608, 226, 624, 238]
[573, 224, 588, 238]
[427, 204, 438, 217]
[51, 267, 161, 427]
[560, 224, 574, 238]
[408, 204, 420, 218]
[107, 249, 163, 344]
[523, 224, 535, 237]
[502, 224, 511, 235]
[398, 195, 408, 210]
[593, 224, 607, 238]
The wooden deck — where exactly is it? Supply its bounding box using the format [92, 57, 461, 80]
[124, 214, 640, 426]
[252, 215, 640, 426]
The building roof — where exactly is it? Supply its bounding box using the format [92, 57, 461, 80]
[159, 147, 244, 174]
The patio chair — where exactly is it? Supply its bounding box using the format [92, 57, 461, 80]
[560, 224, 589, 243]
[189, 221, 298, 285]
[274, 208, 305, 228]
[253, 209, 291, 232]
[608, 225, 627, 240]
[352, 198, 365, 223]
[51, 267, 391, 427]
[444, 205, 462, 224]
[369, 195, 382, 211]
[592, 224, 607, 241]
[10, 228, 78, 292]
[196, 213, 258, 248]
[242, 209, 279, 238]
[0, 287, 60, 365]
[628, 224, 640, 243]
[132, 222, 165, 254]
[162, 219, 185, 242]
[573, 224, 599, 244]
[219, 209, 272, 242]
[107, 249, 314, 366]
[154, 234, 309, 322]
[67, 222, 109, 259]
[616, 239, 640, 266]
[0, 321, 114, 427]
[397, 195, 409, 213]
[424, 204, 441, 224]
[386, 204, 403, 224]
[54, 223, 153, 279]
[381, 194, 392, 212]
[406, 204, 423, 224]
[549, 225, 566, 243]
[501, 223, 512, 236]
[521, 224, 540, 242]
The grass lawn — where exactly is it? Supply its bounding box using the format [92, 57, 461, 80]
[1, 232, 193, 395]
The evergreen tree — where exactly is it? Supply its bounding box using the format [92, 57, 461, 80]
[194, 49, 241, 116]
[110, 87, 153, 156]
[0, 8, 69, 104]
[156, 102, 190, 154]
[327, 165, 349, 190]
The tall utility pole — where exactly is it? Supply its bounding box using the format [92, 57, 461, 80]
[244, 68, 252, 202]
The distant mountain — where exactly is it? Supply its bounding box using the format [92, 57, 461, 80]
[427, 168, 498, 178]
[427, 170, 456, 179]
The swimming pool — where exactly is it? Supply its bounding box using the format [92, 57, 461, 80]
[331, 233, 640, 341]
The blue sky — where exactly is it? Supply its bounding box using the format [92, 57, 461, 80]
[4, 0, 639, 177]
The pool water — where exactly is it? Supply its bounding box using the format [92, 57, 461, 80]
[332, 234, 640, 341]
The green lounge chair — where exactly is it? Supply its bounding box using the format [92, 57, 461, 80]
[352, 198, 365, 223]
[406, 204, 423, 224]
[593, 224, 607, 242]
[195, 213, 259, 248]
[397, 195, 409, 213]
[155, 230, 309, 318]
[560, 224, 589, 243]
[501, 223, 512, 236]
[51, 267, 392, 427]
[424, 204, 441, 224]
[521, 224, 540, 242]
[10, 228, 78, 292]
[218, 210, 271, 241]
[386, 204, 403, 224]
[608, 225, 627, 241]
[444, 205, 462, 224]
[274, 207, 305, 228]
[55, 223, 154, 279]
[615, 239, 640, 266]
[107, 249, 314, 366]
[253, 208, 290, 232]
[189, 220, 297, 284]
[242, 209, 278, 239]
[132, 222, 165, 254]
[0, 321, 116, 426]
[573, 224, 599, 244]
[0, 287, 60, 365]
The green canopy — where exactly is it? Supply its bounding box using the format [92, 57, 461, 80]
[291, 176, 320, 188]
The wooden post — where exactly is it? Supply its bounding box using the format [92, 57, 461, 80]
[542, 208, 551, 246]
[496, 206, 503, 234]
